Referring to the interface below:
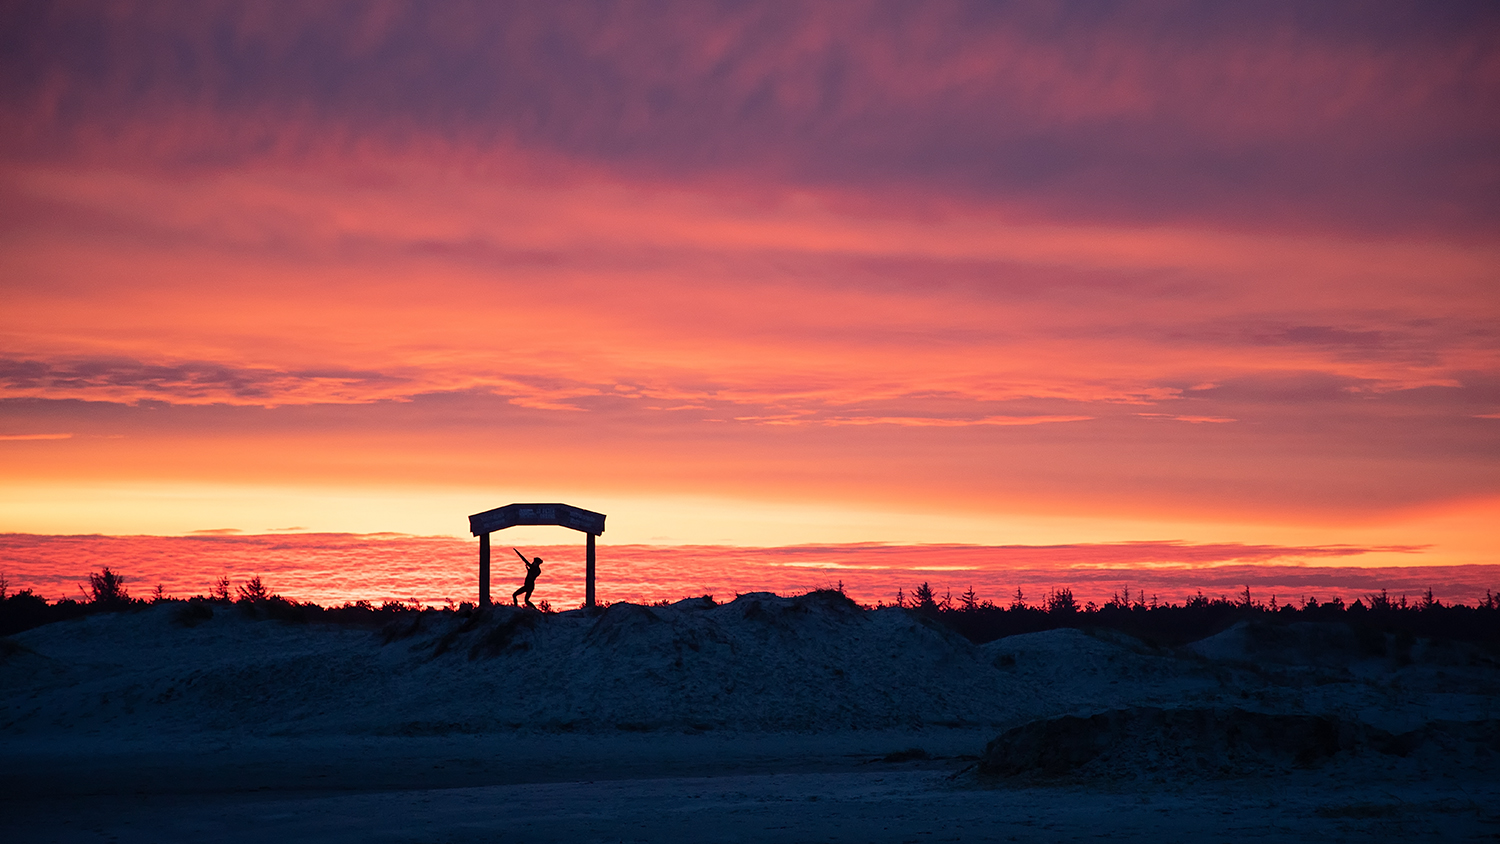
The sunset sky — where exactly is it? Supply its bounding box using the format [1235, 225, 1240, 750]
[2, 2, 1497, 579]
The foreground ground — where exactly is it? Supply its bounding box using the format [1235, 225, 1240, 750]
[3, 593, 1497, 841]
[6, 733, 1497, 843]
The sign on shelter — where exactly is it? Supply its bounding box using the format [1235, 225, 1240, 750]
[468, 503, 607, 608]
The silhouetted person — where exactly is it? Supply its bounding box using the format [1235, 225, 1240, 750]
[512, 548, 543, 608]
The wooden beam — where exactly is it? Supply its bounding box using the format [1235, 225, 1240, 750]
[469, 503, 606, 537]
[479, 532, 491, 607]
[586, 532, 596, 608]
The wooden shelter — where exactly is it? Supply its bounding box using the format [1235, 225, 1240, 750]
[468, 502, 607, 608]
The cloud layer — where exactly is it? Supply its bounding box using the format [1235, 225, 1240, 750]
[6, 2, 1497, 233]
[5, 533, 1491, 610]
[1, 2, 1496, 551]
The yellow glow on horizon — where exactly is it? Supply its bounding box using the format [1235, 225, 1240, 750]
[1, 480, 1491, 568]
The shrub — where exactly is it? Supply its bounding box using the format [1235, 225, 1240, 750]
[0, 590, 55, 636]
[260, 596, 309, 623]
[172, 599, 215, 627]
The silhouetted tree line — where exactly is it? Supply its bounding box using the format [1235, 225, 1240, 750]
[2, 569, 1497, 645]
[0, 569, 466, 637]
[885, 582, 1500, 646]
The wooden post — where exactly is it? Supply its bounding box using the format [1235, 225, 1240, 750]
[586, 532, 596, 608]
[479, 532, 491, 607]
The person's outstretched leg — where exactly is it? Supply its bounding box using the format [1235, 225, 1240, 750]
[512, 587, 525, 605]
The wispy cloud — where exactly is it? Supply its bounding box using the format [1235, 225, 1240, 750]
[0, 433, 72, 441]
[1136, 413, 1236, 424]
[808, 415, 1092, 427]
[0, 356, 413, 406]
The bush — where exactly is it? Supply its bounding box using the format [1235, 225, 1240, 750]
[0, 590, 58, 636]
[172, 599, 215, 627]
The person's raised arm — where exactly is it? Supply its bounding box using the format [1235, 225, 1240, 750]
[513, 548, 529, 565]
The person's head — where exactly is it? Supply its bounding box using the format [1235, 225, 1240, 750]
[533, 557, 543, 566]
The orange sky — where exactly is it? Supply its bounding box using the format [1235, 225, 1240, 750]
[2, 2, 1497, 571]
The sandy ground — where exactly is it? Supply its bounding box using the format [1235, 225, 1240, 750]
[4, 597, 1498, 841]
[6, 736, 1497, 843]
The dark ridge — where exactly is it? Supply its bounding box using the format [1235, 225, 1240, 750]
[3, 579, 1497, 646]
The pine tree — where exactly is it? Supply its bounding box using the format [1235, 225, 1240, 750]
[235, 576, 271, 602]
[912, 582, 937, 609]
[1046, 587, 1077, 614]
[960, 586, 979, 612]
[85, 568, 129, 605]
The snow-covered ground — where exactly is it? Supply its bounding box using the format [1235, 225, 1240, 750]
[3, 592, 1497, 841]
